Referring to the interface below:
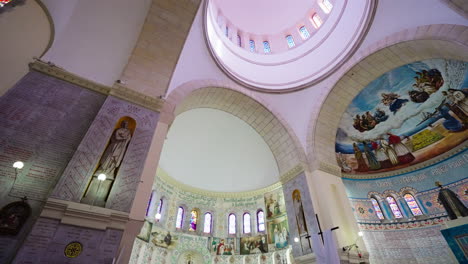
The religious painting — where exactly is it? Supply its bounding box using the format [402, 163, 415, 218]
[335, 59, 468, 175]
[81, 116, 136, 206]
[264, 189, 286, 220]
[239, 235, 268, 255]
[151, 226, 178, 249]
[266, 215, 289, 249]
[210, 237, 236, 255]
[0, 200, 31, 235]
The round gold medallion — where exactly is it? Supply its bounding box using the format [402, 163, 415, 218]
[64, 241, 82, 258]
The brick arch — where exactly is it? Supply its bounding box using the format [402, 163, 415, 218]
[162, 79, 307, 177]
[307, 24, 468, 176]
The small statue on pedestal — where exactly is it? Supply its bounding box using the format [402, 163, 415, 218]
[436, 181, 468, 220]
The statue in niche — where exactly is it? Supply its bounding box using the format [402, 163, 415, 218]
[292, 190, 308, 235]
[436, 181, 468, 220]
[0, 197, 31, 235]
[81, 118, 134, 207]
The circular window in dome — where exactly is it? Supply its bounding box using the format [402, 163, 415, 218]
[205, 0, 376, 92]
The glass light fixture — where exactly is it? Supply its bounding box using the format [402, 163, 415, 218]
[97, 173, 107, 181]
[13, 161, 24, 169]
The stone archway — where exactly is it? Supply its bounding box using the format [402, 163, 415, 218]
[307, 24, 468, 175]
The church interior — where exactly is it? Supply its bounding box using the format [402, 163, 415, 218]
[0, 0, 467, 263]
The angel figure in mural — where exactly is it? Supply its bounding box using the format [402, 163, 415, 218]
[381, 93, 409, 114]
[81, 120, 133, 206]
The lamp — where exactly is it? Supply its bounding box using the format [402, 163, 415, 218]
[13, 161, 24, 170]
[294, 237, 299, 243]
[92, 174, 107, 206]
[358, 231, 363, 237]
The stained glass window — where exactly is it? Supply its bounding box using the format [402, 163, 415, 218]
[249, 40, 256, 52]
[257, 210, 265, 232]
[299, 26, 310, 40]
[176, 207, 184, 229]
[225, 26, 229, 37]
[228, 213, 236, 234]
[145, 192, 153, 217]
[189, 210, 198, 231]
[312, 14, 323, 29]
[404, 194, 423, 216]
[243, 213, 251, 234]
[204, 212, 212, 233]
[155, 199, 163, 221]
[386, 196, 403, 219]
[320, 0, 333, 14]
[286, 35, 295, 48]
[237, 35, 242, 47]
[370, 198, 384, 220]
[263, 41, 271, 54]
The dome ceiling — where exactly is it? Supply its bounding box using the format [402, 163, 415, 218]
[215, 0, 313, 35]
[159, 108, 280, 192]
[205, 0, 376, 92]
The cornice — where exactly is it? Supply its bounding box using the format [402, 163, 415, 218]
[317, 161, 342, 177]
[342, 142, 468, 180]
[156, 167, 295, 198]
[279, 163, 305, 183]
[29, 60, 164, 112]
[41, 198, 130, 230]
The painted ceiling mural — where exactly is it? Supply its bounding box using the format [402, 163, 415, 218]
[336, 59, 468, 175]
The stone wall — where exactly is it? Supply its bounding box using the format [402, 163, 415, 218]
[0, 71, 106, 263]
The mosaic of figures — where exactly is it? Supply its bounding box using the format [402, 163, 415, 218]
[264, 189, 289, 250]
[336, 59, 468, 174]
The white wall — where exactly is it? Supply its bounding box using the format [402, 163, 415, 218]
[41, 0, 152, 86]
[0, 0, 51, 95]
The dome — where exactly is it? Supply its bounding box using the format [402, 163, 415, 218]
[205, 0, 376, 92]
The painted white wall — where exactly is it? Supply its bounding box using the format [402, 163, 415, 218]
[158, 108, 280, 192]
[169, 0, 468, 152]
[41, 0, 152, 86]
[0, 0, 51, 95]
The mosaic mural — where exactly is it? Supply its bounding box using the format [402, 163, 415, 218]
[336, 59, 468, 174]
[264, 189, 289, 250]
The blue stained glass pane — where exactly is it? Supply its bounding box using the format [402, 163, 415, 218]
[404, 194, 423, 216]
[225, 26, 229, 37]
[371, 198, 384, 220]
[286, 35, 295, 48]
[299, 26, 310, 39]
[263, 41, 271, 53]
[386, 196, 403, 218]
[249, 40, 256, 52]
[189, 210, 197, 231]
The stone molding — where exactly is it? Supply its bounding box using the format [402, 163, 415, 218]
[41, 198, 130, 230]
[29, 59, 164, 112]
[156, 166, 305, 198]
[318, 161, 342, 177]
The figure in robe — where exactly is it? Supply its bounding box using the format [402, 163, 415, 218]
[353, 143, 368, 172]
[293, 190, 308, 235]
[381, 93, 409, 114]
[363, 141, 380, 170]
[372, 141, 392, 169]
[443, 89, 468, 124]
[337, 152, 352, 173]
[436, 181, 468, 220]
[217, 239, 225, 255]
[380, 139, 399, 166]
[81, 120, 132, 206]
[387, 133, 415, 164]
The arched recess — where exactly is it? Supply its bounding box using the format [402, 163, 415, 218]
[307, 24, 468, 176]
[161, 80, 308, 177]
[0, 0, 54, 95]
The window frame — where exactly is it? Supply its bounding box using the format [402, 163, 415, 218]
[257, 210, 265, 232]
[403, 193, 423, 216]
[243, 212, 251, 234]
[203, 212, 213, 234]
[175, 206, 185, 229]
[370, 197, 385, 220]
[228, 213, 237, 235]
[386, 196, 403, 219]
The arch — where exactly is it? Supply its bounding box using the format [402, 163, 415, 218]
[243, 212, 251, 234]
[385, 195, 403, 219]
[370, 197, 385, 220]
[176, 206, 185, 229]
[257, 209, 266, 232]
[439, 0, 468, 18]
[145, 191, 154, 217]
[203, 212, 213, 234]
[228, 213, 236, 234]
[155, 198, 164, 222]
[189, 208, 200, 231]
[403, 193, 423, 216]
[162, 80, 308, 177]
[308, 24, 468, 177]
